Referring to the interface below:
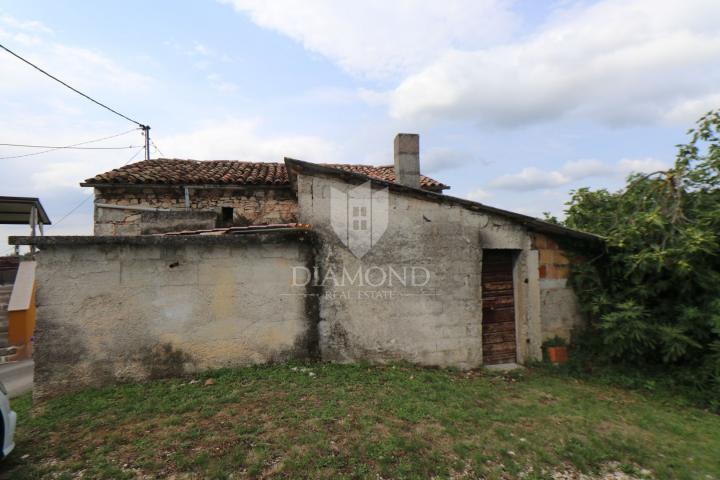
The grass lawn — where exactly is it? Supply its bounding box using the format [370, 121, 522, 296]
[1, 363, 719, 479]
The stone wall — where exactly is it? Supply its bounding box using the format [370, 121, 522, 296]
[31, 234, 315, 399]
[94, 208, 218, 236]
[93, 186, 298, 235]
[294, 172, 545, 368]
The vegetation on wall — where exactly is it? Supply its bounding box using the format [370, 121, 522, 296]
[561, 110, 720, 410]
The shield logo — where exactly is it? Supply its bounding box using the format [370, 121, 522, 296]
[331, 181, 389, 258]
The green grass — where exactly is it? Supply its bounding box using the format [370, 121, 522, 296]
[1, 362, 719, 479]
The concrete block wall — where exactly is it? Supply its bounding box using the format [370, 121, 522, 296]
[93, 186, 298, 235]
[31, 235, 315, 399]
[532, 233, 585, 341]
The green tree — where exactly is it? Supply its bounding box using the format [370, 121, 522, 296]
[564, 110, 720, 405]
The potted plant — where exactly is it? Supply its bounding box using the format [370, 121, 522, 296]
[543, 336, 568, 365]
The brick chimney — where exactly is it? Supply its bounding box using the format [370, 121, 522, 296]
[394, 133, 420, 188]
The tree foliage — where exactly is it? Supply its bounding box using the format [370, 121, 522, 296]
[563, 110, 720, 404]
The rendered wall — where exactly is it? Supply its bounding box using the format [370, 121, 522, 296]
[295, 172, 544, 368]
[32, 235, 315, 399]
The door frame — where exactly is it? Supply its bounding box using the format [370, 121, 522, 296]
[481, 248, 521, 365]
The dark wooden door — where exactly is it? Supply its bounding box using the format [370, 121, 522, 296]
[482, 250, 517, 365]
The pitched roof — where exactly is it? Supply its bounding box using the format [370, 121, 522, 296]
[285, 158, 603, 244]
[81, 159, 449, 191]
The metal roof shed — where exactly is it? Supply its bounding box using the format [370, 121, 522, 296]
[0, 196, 51, 257]
[0, 197, 51, 226]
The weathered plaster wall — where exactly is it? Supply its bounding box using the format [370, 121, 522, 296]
[532, 233, 586, 341]
[93, 186, 298, 235]
[31, 235, 314, 399]
[295, 172, 544, 368]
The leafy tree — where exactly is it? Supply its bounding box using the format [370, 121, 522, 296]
[563, 110, 720, 407]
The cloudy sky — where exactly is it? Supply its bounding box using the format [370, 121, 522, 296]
[1, 0, 719, 252]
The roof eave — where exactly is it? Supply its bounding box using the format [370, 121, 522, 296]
[80, 182, 293, 189]
[283, 157, 602, 244]
[0, 196, 52, 225]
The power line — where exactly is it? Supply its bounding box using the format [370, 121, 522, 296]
[52, 146, 145, 227]
[1, 145, 145, 256]
[0, 41, 153, 160]
[150, 139, 164, 157]
[0, 128, 140, 160]
[0, 143, 141, 150]
[0, 42, 145, 127]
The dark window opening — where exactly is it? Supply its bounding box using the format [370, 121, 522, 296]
[221, 207, 234, 226]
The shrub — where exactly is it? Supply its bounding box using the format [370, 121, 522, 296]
[562, 110, 720, 409]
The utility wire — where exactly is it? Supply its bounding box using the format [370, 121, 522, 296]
[52, 146, 145, 227]
[1, 144, 142, 150]
[0, 128, 140, 160]
[3, 145, 145, 255]
[0, 42, 146, 127]
[150, 139, 164, 157]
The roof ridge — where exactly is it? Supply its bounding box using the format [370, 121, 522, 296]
[81, 158, 450, 190]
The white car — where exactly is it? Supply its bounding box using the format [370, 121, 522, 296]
[0, 382, 16, 458]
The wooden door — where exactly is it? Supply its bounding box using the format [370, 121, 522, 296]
[482, 250, 517, 364]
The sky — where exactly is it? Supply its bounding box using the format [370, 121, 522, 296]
[1, 0, 719, 253]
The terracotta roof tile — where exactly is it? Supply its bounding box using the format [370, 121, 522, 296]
[82, 159, 449, 191]
[160, 223, 311, 236]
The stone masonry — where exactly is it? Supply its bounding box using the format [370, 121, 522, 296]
[93, 186, 298, 235]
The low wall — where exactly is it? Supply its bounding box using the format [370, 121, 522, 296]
[24, 233, 315, 399]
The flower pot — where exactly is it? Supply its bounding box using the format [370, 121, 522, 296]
[547, 346, 568, 365]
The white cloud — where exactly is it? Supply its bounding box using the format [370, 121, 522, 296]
[488, 157, 669, 191]
[156, 118, 337, 163]
[489, 167, 570, 190]
[0, 14, 52, 35]
[31, 161, 114, 191]
[207, 73, 240, 93]
[389, 0, 720, 126]
[0, 13, 154, 198]
[558, 159, 609, 180]
[617, 157, 669, 175]
[0, 14, 151, 112]
[422, 147, 486, 174]
[465, 188, 493, 202]
[221, 0, 720, 127]
[219, 0, 518, 78]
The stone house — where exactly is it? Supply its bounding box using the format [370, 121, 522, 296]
[81, 156, 448, 236]
[10, 134, 601, 398]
